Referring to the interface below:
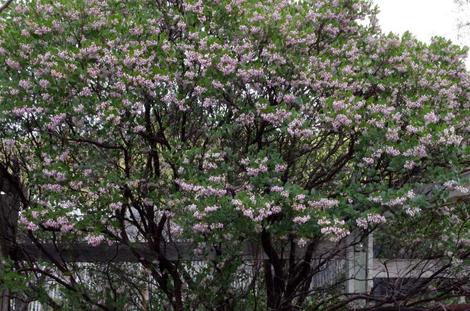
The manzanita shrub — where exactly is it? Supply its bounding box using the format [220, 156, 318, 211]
[0, 0, 469, 310]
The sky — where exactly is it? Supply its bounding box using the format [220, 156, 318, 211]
[373, 0, 470, 65]
[373, 0, 461, 43]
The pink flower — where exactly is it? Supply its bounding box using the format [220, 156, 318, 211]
[293, 204, 306, 211]
[43, 184, 62, 192]
[332, 101, 345, 111]
[193, 223, 209, 233]
[293, 215, 311, 224]
[331, 114, 352, 130]
[246, 164, 268, 176]
[404, 160, 416, 170]
[424, 111, 439, 124]
[47, 113, 66, 130]
[288, 118, 313, 138]
[60, 223, 74, 233]
[320, 225, 350, 241]
[283, 94, 296, 104]
[5, 59, 20, 70]
[109, 202, 123, 210]
[86, 235, 105, 247]
[356, 214, 386, 230]
[362, 157, 374, 165]
[18, 80, 32, 89]
[261, 109, 291, 126]
[79, 87, 93, 97]
[386, 128, 399, 141]
[275, 164, 287, 172]
[218, 55, 237, 75]
[39, 79, 50, 88]
[308, 198, 339, 209]
[204, 205, 220, 213]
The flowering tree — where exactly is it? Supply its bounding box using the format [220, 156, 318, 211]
[0, 0, 469, 310]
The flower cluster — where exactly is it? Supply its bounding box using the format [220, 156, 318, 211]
[318, 218, 350, 242]
[356, 214, 386, 230]
[175, 179, 227, 198]
[0, 0, 468, 307]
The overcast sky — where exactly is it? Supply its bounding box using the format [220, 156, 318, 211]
[373, 0, 470, 65]
[374, 0, 460, 42]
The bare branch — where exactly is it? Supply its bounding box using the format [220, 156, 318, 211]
[0, 0, 13, 14]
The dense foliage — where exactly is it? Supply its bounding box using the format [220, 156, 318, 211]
[0, 0, 468, 310]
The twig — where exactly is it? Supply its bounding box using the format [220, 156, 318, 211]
[0, 0, 14, 14]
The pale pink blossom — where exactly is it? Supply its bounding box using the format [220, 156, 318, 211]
[356, 214, 386, 230]
[86, 235, 105, 247]
[424, 111, 439, 124]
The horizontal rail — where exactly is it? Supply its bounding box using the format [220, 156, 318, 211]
[14, 240, 340, 262]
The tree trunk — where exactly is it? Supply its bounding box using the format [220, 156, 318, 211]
[0, 163, 23, 311]
[0, 290, 9, 311]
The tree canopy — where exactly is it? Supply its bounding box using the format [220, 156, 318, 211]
[0, 0, 468, 310]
